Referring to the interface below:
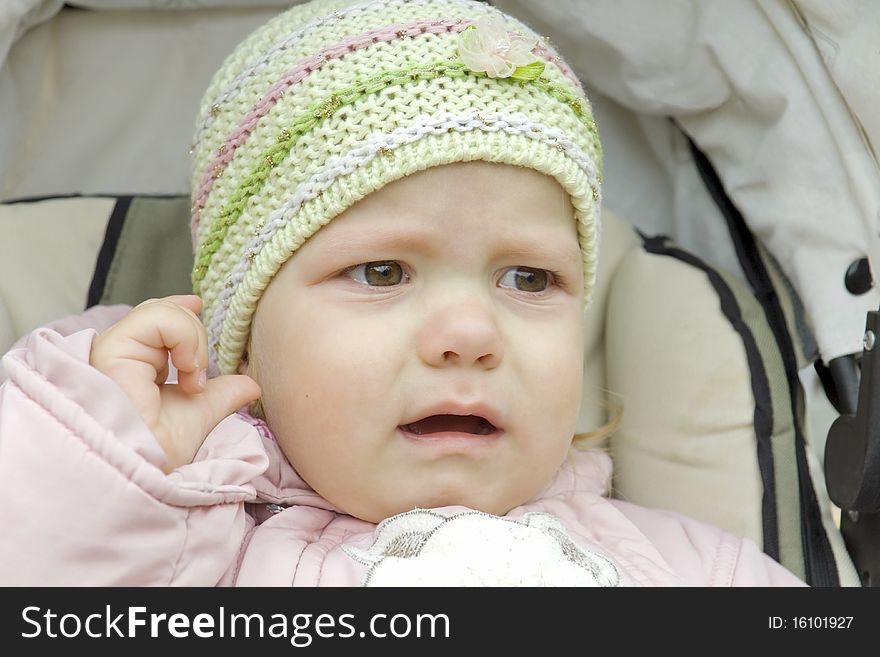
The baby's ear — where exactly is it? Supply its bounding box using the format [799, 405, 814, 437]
[238, 351, 266, 419]
[237, 349, 252, 376]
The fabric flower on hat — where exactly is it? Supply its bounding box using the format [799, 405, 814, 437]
[458, 16, 544, 80]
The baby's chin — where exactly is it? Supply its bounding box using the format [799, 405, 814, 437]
[339, 486, 542, 524]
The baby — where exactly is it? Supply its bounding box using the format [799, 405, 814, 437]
[0, 0, 804, 586]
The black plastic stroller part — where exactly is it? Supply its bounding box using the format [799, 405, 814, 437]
[838, 511, 880, 586]
[815, 356, 860, 417]
[685, 131, 840, 586]
[824, 310, 880, 512]
[845, 257, 873, 296]
[824, 309, 880, 586]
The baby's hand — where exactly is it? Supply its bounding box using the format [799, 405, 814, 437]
[90, 295, 261, 473]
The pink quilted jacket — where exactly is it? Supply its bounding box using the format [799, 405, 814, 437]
[0, 307, 805, 586]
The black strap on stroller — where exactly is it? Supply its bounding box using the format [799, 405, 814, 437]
[685, 133, 878, 587]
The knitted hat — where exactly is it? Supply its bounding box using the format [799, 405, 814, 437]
[190, 0, 602, 376]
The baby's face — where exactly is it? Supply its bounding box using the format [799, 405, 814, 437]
[249, 161, 585, 522]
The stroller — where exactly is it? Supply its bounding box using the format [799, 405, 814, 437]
[0, 0, 877, 586]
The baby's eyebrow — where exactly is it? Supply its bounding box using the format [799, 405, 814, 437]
[317, 226, 436, 257]
[490, 234, 583, 267]
[496, 241, 581, 262]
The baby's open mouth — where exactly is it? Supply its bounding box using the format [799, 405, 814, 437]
[399, 414, 498, 436]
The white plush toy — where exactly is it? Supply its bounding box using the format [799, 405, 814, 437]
[345, 509, 622, 587]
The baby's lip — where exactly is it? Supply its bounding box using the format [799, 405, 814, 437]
[400, 415, 497, 436]
[399, 403, 504, 436]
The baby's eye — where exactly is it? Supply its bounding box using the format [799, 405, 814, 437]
[346, 261, 408, 286]
[498, 266, 553, 293]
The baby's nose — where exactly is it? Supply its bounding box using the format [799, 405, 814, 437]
[416, 302, 503, 370]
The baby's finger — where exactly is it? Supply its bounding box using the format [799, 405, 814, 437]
[158, 305, 208, 395]
[136, 295, 204, 334]
[163, 297, 207, 385]
[176, 363, 208, 395]
[149, 294, 203, 317]
[129, 297, 208, 395]
[113, 298, 206, 383]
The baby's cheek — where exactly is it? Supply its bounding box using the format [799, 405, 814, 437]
[541, 316, 584, 373]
